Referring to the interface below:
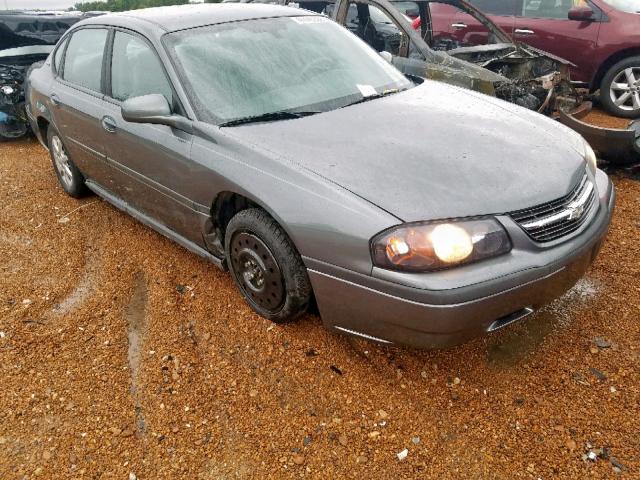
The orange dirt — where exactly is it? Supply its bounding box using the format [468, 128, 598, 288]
[581, 109, 633, 130]
[0, 139, 638, 479]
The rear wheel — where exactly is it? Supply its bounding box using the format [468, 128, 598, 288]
[47, 126, 89, 198]
[600, 56, 640, 119]
[225, 208, 311, 323]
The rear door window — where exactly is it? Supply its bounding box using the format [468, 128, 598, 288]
[62, 28, 108, 92]
[110, 31, 173, 104]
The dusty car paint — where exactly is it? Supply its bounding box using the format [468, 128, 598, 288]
[26, 4, 615, 348]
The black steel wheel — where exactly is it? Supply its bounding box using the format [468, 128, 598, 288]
[225, 208, 312, 322]
[230, 232, 285, 314]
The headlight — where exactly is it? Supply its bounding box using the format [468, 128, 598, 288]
[371, 218, 511, 272]
[584, 141, 597, 175]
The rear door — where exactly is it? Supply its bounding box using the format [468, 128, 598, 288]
[100, 29, 201, 243]
[514, 0, 601, 82]
[51, 27, 111, 183]
[452, 0, 518, 45]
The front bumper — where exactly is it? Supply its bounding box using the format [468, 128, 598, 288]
[307, 170, 615, 349]
[558, 104, 640, 164]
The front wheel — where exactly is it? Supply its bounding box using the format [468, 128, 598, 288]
[600, 56, 640, 119]
[225, 208, 312, 323]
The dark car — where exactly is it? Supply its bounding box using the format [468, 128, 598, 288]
[27, 4, 614, 349]
[0, 11, 81, 139]
[421, 0, 640, 119]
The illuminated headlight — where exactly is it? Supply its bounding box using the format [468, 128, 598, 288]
[371, 218, 511, 272]
[584, 141, 597, 175]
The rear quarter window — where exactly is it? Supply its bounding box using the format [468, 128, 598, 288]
[53, 37, 68, 75]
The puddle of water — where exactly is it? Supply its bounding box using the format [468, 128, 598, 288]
[487, 278, 600, 368]
[0, 232, 33, 248]
[51, 269, 95, 316]
[126, 275, 148, 435]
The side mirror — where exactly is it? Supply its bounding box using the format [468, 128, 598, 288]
[121, 94, 192, 132]
[379, 51, 393, 63]
[568, 6, 594, 21]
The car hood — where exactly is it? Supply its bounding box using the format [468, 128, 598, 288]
[222, 81, 586, 222]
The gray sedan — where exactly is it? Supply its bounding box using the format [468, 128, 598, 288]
[26, 4, 615, 348]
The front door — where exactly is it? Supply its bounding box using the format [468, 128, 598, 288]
[100, 29, 201, 244]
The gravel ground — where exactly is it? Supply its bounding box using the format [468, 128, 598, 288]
[0, 131, 638, 479]
[582, 109, 635, 130]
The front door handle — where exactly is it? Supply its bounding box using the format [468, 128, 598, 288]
[451, 22, 467, 29]
[50, 93, 60, 107]
[101, 116, 117, 133]
[514, 28, 535, 35]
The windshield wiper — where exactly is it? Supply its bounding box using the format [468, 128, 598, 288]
[340, 88, 406, 109]
[219, 110, 319, 127]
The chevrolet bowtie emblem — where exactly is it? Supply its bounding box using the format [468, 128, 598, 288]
[567, 203, 585, 221]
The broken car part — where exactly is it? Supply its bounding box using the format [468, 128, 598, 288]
[0, 12, 80, 140]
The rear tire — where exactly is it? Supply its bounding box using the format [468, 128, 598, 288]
[225, 208, 311, 323]
[600, 56, 640, 119]
[47, 126, 89, 198]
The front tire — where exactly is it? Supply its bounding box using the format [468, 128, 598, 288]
[225, 208, 312, 323]
[600, 56, 640, 119]
[47, 126, 89, 198]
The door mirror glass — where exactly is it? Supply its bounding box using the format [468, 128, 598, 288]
[567, 6, 594, 20]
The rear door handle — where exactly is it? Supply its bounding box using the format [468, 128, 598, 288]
[101, 116, 117, 133]
[514, 28, 535, 35]
[50, 93, 59, 107]
[451, 23, 467, 29]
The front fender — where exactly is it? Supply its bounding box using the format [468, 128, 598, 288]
[189, 124, 400, 276]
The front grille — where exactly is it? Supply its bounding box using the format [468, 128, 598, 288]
[510, 173, 598, 242]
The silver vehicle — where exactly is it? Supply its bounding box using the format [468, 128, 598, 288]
[26, 4, 614, 348]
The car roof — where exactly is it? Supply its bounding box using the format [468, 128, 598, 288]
[78, 3, 316, 33]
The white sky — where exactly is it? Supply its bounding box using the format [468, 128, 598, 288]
[2, 0, 90, 8]
[2, 0, 203, 10]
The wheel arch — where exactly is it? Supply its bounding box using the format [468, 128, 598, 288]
[35, 116, 50, 146]
[591, 47, 640, 92]
[205, 190, 300, 261]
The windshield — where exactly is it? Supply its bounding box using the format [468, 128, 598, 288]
[601, 0, 640, 12]
[165, 15, 412, 124]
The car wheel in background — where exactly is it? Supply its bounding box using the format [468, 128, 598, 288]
[600, 56, 640, 119]
[47, 126, 89, 198]
[225, 208, 312, 323]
